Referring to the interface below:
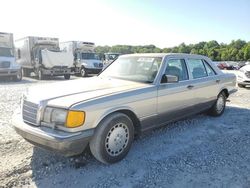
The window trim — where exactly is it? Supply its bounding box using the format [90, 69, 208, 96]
[202, 59, 217, 76]
[186, 58, 209, 80]
[160, 58, 189, 84]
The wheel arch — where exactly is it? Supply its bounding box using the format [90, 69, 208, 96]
[94, 107, 142, 135]
[220, 88, 229, 98]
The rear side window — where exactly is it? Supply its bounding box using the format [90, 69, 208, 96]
[165, 59, 188, 81]
[203, 60, 216, 76]
[187, 59, 207, 79]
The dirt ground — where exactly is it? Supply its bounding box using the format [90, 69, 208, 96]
[0, 76, 250, 188]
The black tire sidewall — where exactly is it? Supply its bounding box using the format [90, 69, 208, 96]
[214, 92, 226, 116]
[93, 114, 134, 164]
[81, 67, 86, 77]
[15, 69, 22, 81]
[38, 69, 43, 80]
[64, 74, 71, 80]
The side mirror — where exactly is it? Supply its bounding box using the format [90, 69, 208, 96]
[161, 74, 179, 83]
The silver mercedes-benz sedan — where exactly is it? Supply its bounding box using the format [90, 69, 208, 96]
[13, 53, 237, 164]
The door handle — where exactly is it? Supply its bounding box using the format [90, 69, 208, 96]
[216, 79, 220, 83]
[187, 85, 194, 89]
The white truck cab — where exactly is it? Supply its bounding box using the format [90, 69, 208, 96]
[0, 32, 22, 81]
[60, 41, 103, 77]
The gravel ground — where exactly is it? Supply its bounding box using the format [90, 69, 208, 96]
[0, 75, 250, 188]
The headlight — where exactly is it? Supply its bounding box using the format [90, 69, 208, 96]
[43, 107, 85, 128]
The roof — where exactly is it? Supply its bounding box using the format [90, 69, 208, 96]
[120, 53, 210, 59]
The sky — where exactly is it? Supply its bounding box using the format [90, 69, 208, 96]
[1, 0, 250, 48]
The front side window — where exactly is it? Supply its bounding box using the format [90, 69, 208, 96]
[0, 47, 13, 57]
[100, 56, 162, 83]
[165, 59, 188, 81]
[187, 59, 207, 79]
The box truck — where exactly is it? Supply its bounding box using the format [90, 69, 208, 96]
[60, 41, 103, 77]
[0, 32, 22, 81]
[15, 36, 74, 80]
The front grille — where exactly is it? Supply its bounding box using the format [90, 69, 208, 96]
[0, 61, 10, 68]
[94, 63, 103, 68]
[22, 100, 39, 125]
[245, 71, 250, 78]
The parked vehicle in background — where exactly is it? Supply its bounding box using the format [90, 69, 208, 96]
[15, 36, 73, 80]
[103, 53, 120, 65]
[0, 32, 22, 81]
[13, 53, 237, 164]
[214, 61, 235, 70]
[60, 41, 103, 77]
[238, 64, 250, 87]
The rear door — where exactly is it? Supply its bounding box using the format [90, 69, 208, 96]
[185, 58, 220, 110]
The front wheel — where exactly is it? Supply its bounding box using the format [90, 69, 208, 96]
[13, 69, 23, 82]
[64, 74, 71, 80]
[208, 92, 226, 116]
[38, 69, 44, 80]
[90, 113, 134, 164]
[80, 67, 87, 77]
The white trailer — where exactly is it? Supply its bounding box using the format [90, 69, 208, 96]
[60, 41, 103, 77]
[0, 32, 22, 81]
[15, 36, 74, 80]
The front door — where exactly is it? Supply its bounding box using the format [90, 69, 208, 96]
[157, 58, 196, 125]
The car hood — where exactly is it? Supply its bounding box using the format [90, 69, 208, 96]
[25, 77, 150, 108]
[240, 65, 250, 71]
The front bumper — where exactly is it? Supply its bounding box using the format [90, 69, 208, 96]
[13, 116, 94, 156]
[237, 75, 250, 85]
[0, 68, 20, 77]
[85, 68, 103, 74]
[42, 68, 72, 76]
[238, 81, 250, 86]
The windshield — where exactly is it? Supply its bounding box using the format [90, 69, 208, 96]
[99, 56, 162, 83]
[105, 54, 119, 60]
[81, 53, 100, 60]
[0, 47, 13, 57]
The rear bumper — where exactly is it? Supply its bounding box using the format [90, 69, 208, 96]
[13, 116, 94, 156]
[0, 68, 20, 77]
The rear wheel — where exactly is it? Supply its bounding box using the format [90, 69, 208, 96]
[208, 92, 226, 116]
[90, 113, 134, 164]
[64, 74, 71, 80]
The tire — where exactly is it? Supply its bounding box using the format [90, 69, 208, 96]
[208, 92, 226, 117]
[38, 69, 44, 80]
[13, 69, 23, 82]
[80, 67, 87, 77]
[23, 68, 29, 77]
[90, 113, 134, 164]
[238, 84, 245, 88]
[64, 74, 71, 80]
